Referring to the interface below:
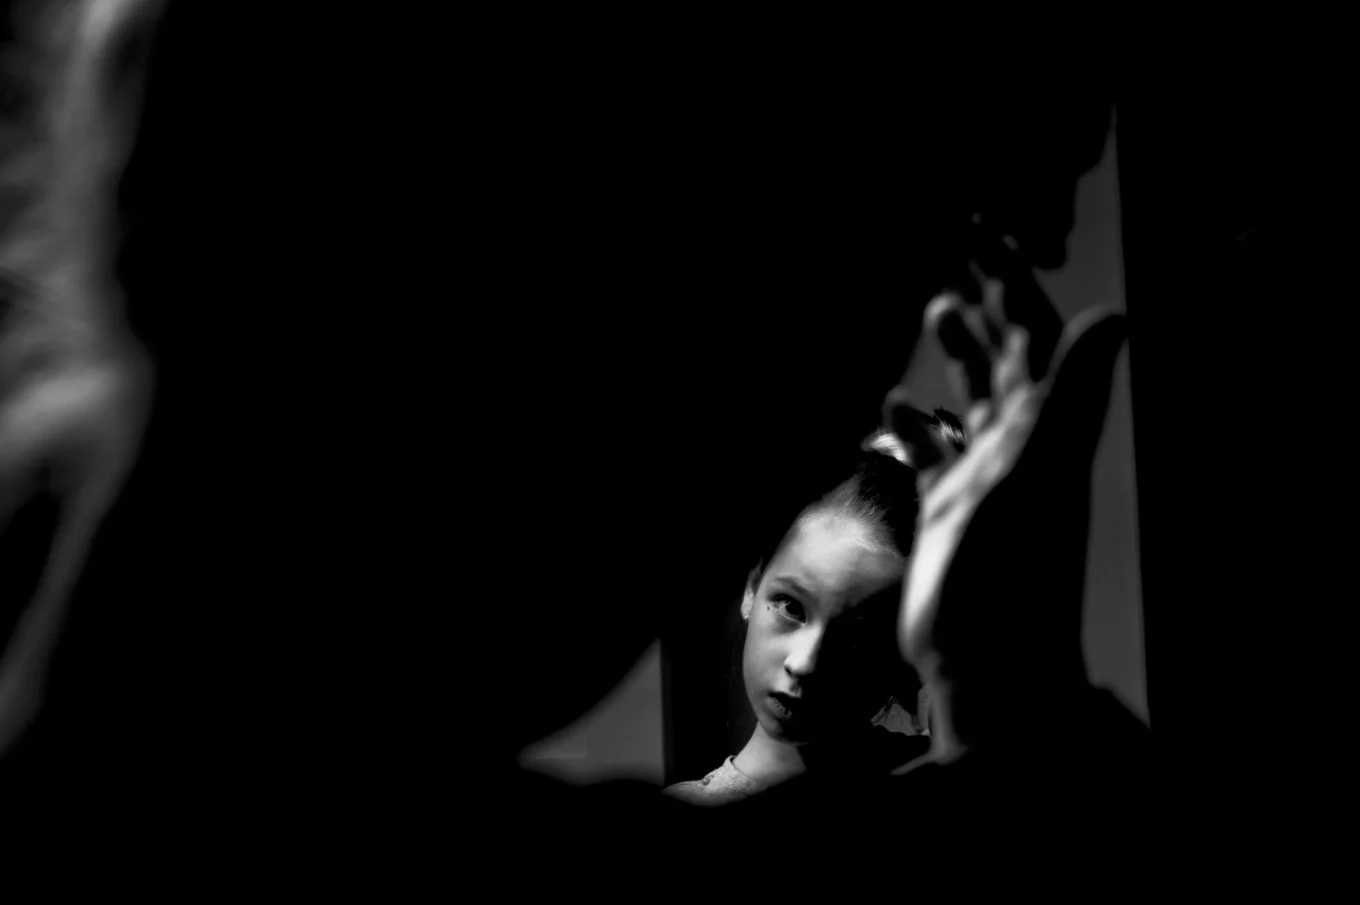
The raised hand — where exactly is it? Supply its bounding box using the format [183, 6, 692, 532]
[884, 221, 1127, 756]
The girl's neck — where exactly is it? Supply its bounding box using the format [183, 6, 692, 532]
[733, 724, 806, 782]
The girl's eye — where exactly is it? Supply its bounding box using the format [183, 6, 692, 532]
[771, 594, 806, 624]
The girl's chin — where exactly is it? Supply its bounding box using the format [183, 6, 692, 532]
[758, 714, 810, 744]
[765, 715, 879, 748]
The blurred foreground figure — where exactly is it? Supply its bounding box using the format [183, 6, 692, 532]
[0, 0, 159, 791]
[1, 0, 339, 820]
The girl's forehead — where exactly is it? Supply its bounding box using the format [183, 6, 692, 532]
[767, 513, 901, 603]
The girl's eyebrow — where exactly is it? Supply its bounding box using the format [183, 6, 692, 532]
[767, 575, 815, 600]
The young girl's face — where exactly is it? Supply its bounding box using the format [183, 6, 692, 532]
[742, 511, 903, 744]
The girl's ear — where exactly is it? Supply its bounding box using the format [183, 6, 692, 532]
[740, 567, 761, 621]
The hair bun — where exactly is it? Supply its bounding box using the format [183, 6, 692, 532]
[863, 429, 912, 467]
[930, 409, 967, 454]
[863, 409, 967, 470]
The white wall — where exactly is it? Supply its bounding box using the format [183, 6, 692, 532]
[519, 641, 666, 785]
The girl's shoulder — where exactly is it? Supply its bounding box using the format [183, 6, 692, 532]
[663, 756, 764, 806]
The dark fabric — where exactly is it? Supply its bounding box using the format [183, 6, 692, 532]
[480, 689, 1153, 891]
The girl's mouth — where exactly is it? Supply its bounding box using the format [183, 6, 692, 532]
[769, 692, 802, 721]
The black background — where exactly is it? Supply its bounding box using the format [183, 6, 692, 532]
[0, 6, 1333, 849]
